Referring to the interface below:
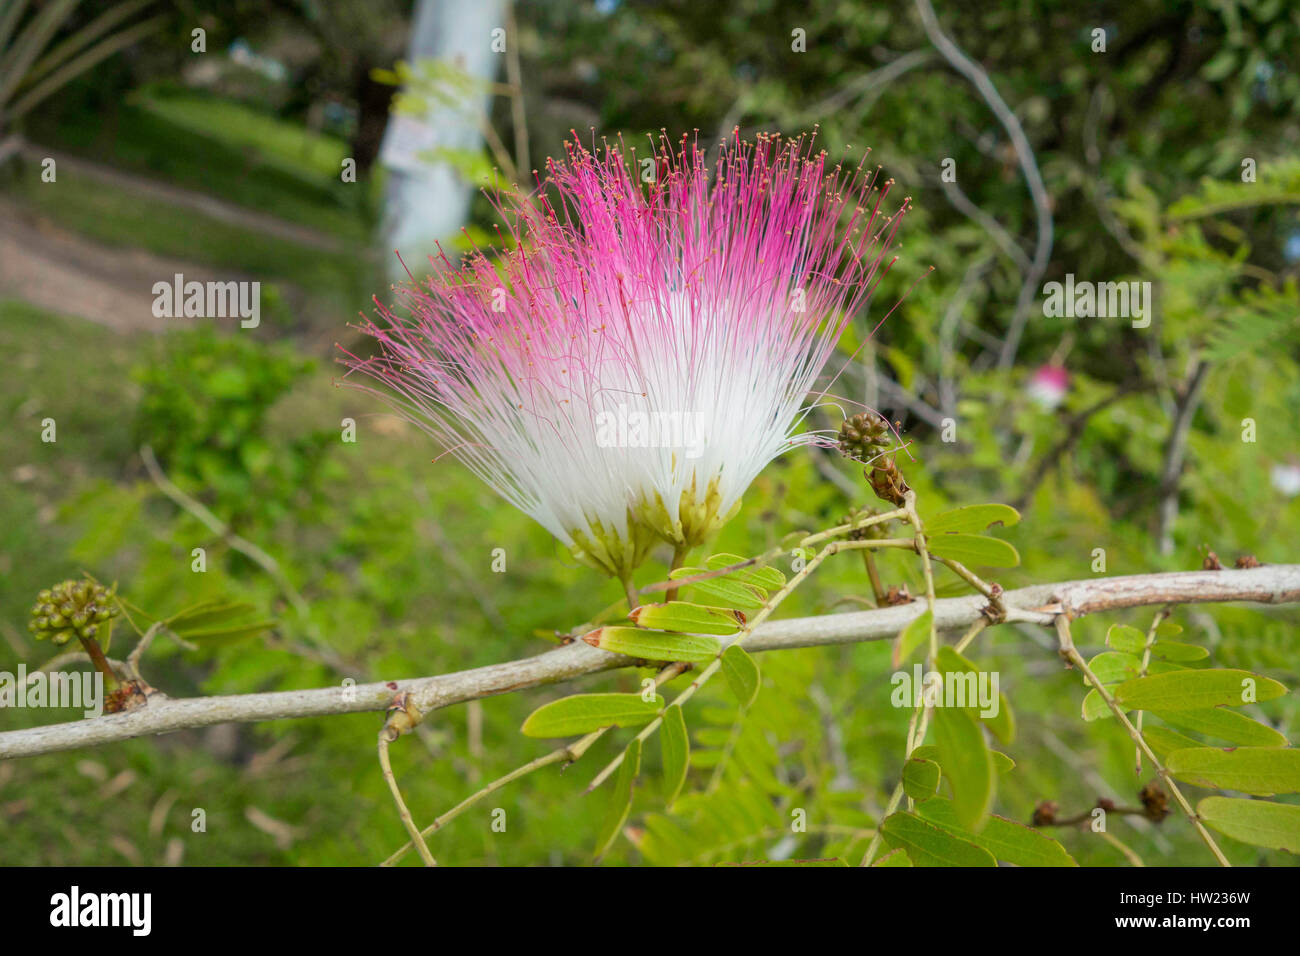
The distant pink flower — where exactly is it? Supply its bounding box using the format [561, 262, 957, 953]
[1028, 364, 1070, 409]
[343, 132, 907, 578]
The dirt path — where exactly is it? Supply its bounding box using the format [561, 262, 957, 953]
[0, 141, 371, 333]
[0, 196, 216, 332]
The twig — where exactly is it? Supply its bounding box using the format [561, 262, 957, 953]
[938, 256, 994, 414]
[1157, 360, 1211, 555]
[1132, 609, 1169, 775]
[124, 622, 196, 683]
[1053, 616, 1230, 867]
[938, 178, 1031, 273]
[583, 537, 912, 793]
[1012, 383, 1145, 510]
[381, 662, 686, 866]
[140, 447, 307, 619]
[139, 446, 351, 673]
[504, 0, 529, 178]
[913, 0, 1053, 370]
[377, 732, 436, 866]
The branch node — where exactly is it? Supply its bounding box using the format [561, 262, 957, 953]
[382, 691, 423, 741]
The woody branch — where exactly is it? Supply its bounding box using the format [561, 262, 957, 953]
[1, 565, 1297, 760]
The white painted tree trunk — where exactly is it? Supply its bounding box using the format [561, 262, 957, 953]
[378, 0, 506, 279]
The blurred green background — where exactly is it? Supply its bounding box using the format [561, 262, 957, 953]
[0, 0, 1297, 866]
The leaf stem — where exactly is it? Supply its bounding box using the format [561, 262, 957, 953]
[1133, 609, 1169, 775]
[584, 536, 873, 793]
[377, 732, 436, 866]
[1052, 615, 1230, 867]
[380, 662, 689, 865]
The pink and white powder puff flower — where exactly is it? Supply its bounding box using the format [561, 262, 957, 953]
[342, 131, 908, 580]
[1027, 364, 1070, 410]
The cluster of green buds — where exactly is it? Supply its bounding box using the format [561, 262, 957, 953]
[28, 579, 119, 646]
[836, 412, 893, 461]
[837, 414, 911, 507]
[842, 505, 893, 541]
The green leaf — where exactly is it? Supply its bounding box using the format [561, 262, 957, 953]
[1086, 650, 1145, 685]
[173, 620, 275, 646]
[1081, 689, 1114, 721]
[166, 599, 258, 632]
[584, 626, 720, 663]
[161, 598, 276, 646]
[1151, 640, 1210, 663]
[594, 738, 640, 861]
[924, 503, 1021, 535]
[917, 798, 1078, 867]
[1155, 620, 1184, 639]
[629, 601, 745, 635]
[672, 569, 768, 610]
[933, 703, 994, 830]
[1197, 797, 1300, 853]
[704, 553, 786, 590]
[1106, 624, 1149, 654]
[1154, 708, 1288, 747]
[903, 757, 941, 801]
[661, 705, 689, 809]
[720, 644, 761, 708]
[879, 812, 996, 867]
[918, 741, 1013, 777]
[926, 534, 1020, 568]
[521, 693, 663, 738]
[1114, 669, 1288, 711]
[891, 608, 932, 668]
[935, 646, 1014, 744]
[870, 847, 913, 867]
[1165, 747, 1300, 796]
[1141, 725, 1205, 758]
[723, 858, 849, 866]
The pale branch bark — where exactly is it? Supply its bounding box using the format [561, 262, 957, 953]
[2, 566, 1298, 760]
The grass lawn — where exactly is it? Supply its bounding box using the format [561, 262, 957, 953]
[3, 164, 375, 318]
[25, 81, 380, 245]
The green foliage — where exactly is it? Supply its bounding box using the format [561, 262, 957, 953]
[585, 626, 720, 663]
[132, 327, 336, 528]
[879, 812, 996, 867]
[0, 0, 162, 132]
[719, 645, 761, 709]
[520, 693, 663, 738]
[1198, 797, 1300, 853]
